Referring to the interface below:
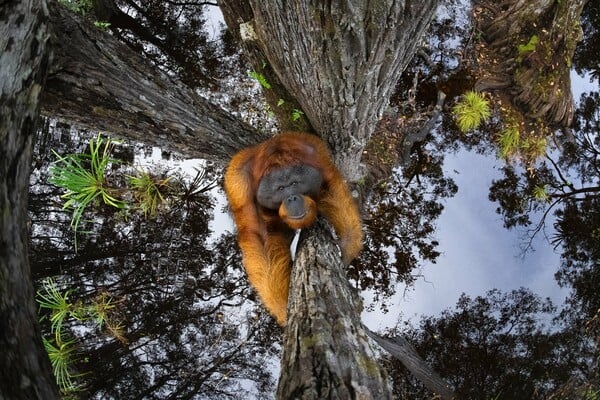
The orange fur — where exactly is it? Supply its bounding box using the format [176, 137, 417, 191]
[223, 132, 363, 325]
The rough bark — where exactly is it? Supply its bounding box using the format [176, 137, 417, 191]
[219, 2, 449, 396]
[219, 0, 439, 180]
[278, 220, 391, 399]
[279, 221, 456, 399]
[217, 0, 314, 133]
[0, 1, 59, 398]
[42, 2, 265, 161]
[474, 0, 586, 128]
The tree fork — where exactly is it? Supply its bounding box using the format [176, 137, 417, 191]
[220, 0, 440, 180]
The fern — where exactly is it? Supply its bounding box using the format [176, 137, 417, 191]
[248, 70, 272, 89]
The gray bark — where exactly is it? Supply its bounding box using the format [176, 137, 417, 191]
[42, 2, 265, 161]
[217, 0, 315, 133]
[221, 0, 439, 179]
[278, 220, 391, 399]
[0, 1, 59, 398]
[219, 2, 447, 397]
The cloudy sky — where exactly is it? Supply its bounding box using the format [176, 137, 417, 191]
[363, 71, 599, 330]
[362, 150, 568, 330]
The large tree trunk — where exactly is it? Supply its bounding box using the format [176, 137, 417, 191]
[0, 1, 59, 398]
[474, 0, 586, 128]
[42, 2, 265, 161]
[219, 2, 442, 398]
[219, 0, 439, 179]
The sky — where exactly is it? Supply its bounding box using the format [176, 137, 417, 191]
[362, 150, 568, 331]
[362, 70, 600, 330]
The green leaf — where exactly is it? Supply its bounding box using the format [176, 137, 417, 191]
[517, 35, 539, 62]
[292, 108, 304, 121]
[248, 70, 272, 89]
[453, 91, 491, 132]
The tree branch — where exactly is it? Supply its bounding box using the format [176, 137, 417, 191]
[400, 90, 446, 164]
[365, 329, 456, 399]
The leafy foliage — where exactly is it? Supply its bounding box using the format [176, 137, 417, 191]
[292, 108, 305, 121]
[43, 335, 81, 395]
[249, 70, 272, 89]
[354, 148, 457, 308]
[37, 278, 78, 335]
[516, 34, 540, 62]
[497, 122, 521, 159]
[37, 278, 124, 395]
[58, 0, 92, 15]
[453, 91, 491, 133]
[32, 129, 278, 399]
[49, 134, 125, 239]
[573, 0, 600, 80]
[107, 0, 239, 89]
[384, 289, 594, 399]
[128, 171, 171, 218]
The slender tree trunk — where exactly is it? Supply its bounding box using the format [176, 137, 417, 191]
[42, 2, 264, 161]
[278, 221, 391, 399]
[0, 1, 59, 398]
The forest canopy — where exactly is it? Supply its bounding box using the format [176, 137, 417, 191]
[0, 0, 598, 399]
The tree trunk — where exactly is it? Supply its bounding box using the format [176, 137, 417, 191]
[219, 2, 444, 397]
[474, 0, 586, 127]
[42, 2, 265, 161]
[0, 1, 59, 399]
[219, 0, 439, 179]
[217, 0, 315, 133]
[278, 220, 391, 399]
